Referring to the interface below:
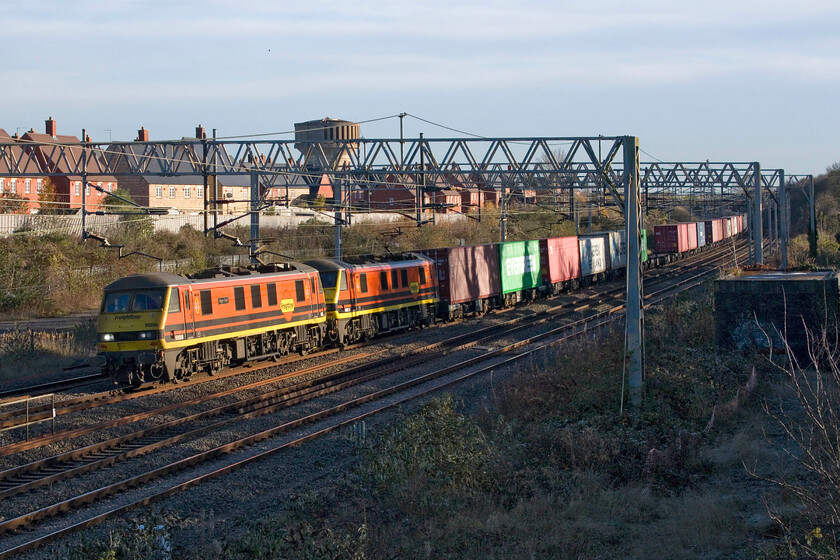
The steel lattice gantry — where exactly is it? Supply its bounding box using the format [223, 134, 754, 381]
[0, 134, 665, 406]
[641, 162, 786, 265]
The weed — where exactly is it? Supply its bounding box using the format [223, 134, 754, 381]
[62, 511, 176, 560]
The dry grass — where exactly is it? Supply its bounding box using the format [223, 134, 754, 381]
[0, 324, 97, 383]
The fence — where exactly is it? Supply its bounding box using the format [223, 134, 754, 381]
[0, 209, 465, 237]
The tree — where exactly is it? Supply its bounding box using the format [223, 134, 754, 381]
[0, 192, 27, 214]
[102, 187, 136, 210]
[38, 178, 62, 214]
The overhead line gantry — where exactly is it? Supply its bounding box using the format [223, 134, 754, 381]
[3, 133, 785, 408]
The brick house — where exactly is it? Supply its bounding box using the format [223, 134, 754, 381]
[0, 129, 47, 213]
[20, 118, 116, 212]
[364, 174, 429, 212]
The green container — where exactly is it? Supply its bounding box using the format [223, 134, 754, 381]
[499, 240, 541, 294]
[641, 228, 648, 263]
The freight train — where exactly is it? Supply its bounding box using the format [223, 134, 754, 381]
[96, 214, 747, 387]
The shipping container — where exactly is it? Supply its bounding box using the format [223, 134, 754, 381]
[654, 223, 694, 253]
[696, 221, 706, 247]
[686, 222, 698, 250]
[539, 236, 580, 287]
[724, 218, 732, 238]
[419, 244, 500, 306]
[580, 231, 626, 271]
[704, 219, 724, 244]
[641, 228, 648, 263]
[499, 240, 541, 295]
[579, 236, 607, 277]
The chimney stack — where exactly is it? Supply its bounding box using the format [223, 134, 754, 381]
[195, 124, 206, 139]
[45, 117, 57, 137]
[137, 127, 149, 141]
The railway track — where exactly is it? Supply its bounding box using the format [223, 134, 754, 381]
[0, 241, 746, 557]
[0, 237, 741, 437]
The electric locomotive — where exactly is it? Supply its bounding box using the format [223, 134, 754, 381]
[96, 263, 326, 387]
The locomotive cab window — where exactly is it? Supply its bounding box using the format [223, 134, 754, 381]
[380, 271, 388, 290]
[419, 267, 426, 285]
[338, 271, 347, 291]
[391, 270, 399, 289]
[267, 283, 278, 306]
[102, 289, 166, 313]
[401, 269, 408, 288]
[359, 273, 368, 293]
[319, 271, 337, 289]
[295, 279, 306, 302]
[167, 289, 180, 313]
[251, 285, 262, 308]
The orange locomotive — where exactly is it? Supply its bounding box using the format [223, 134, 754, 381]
[96, 263, 326, 387]
[304, 254, 438, 347]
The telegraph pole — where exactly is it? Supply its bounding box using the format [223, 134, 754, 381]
[334, 177, 343, 259]
[81, 128, 87, 237]
[753, 163, 763, 265]
[250, 171, 260, 264]
[417, 133, 423, 226]
[624, 136, 644, 408]
[780, 170, 788, 269]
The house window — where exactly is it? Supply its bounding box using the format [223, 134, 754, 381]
[0, 179, 4, 193]
[184, 186, 190, 199]
[169, 186, 176, 198]
[85, 184, 90, 196]
[36, 179, 42, 193]
[25, 180, 31, 194]
[108, 183, 114, 192]
[197, 186, 203, 199]
[389, 197, 394, 206]
[155, 186, 162, 199]
[97, 184, 102, 196]
[75, 182, 80, 196]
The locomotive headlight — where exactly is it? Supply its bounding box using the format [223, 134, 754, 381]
[137, 331, 156, 340]
[100, 333, 115, 342]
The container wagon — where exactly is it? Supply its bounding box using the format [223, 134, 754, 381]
[539, 236, 581, 295]
[498, 239, 542, 306]
[578, 235, 608, 284]
[419, 244, 501, 320]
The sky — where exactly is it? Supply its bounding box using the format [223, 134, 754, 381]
[3, 0, 838, 175]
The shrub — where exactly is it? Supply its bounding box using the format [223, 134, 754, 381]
[359, 395, 492, 514]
